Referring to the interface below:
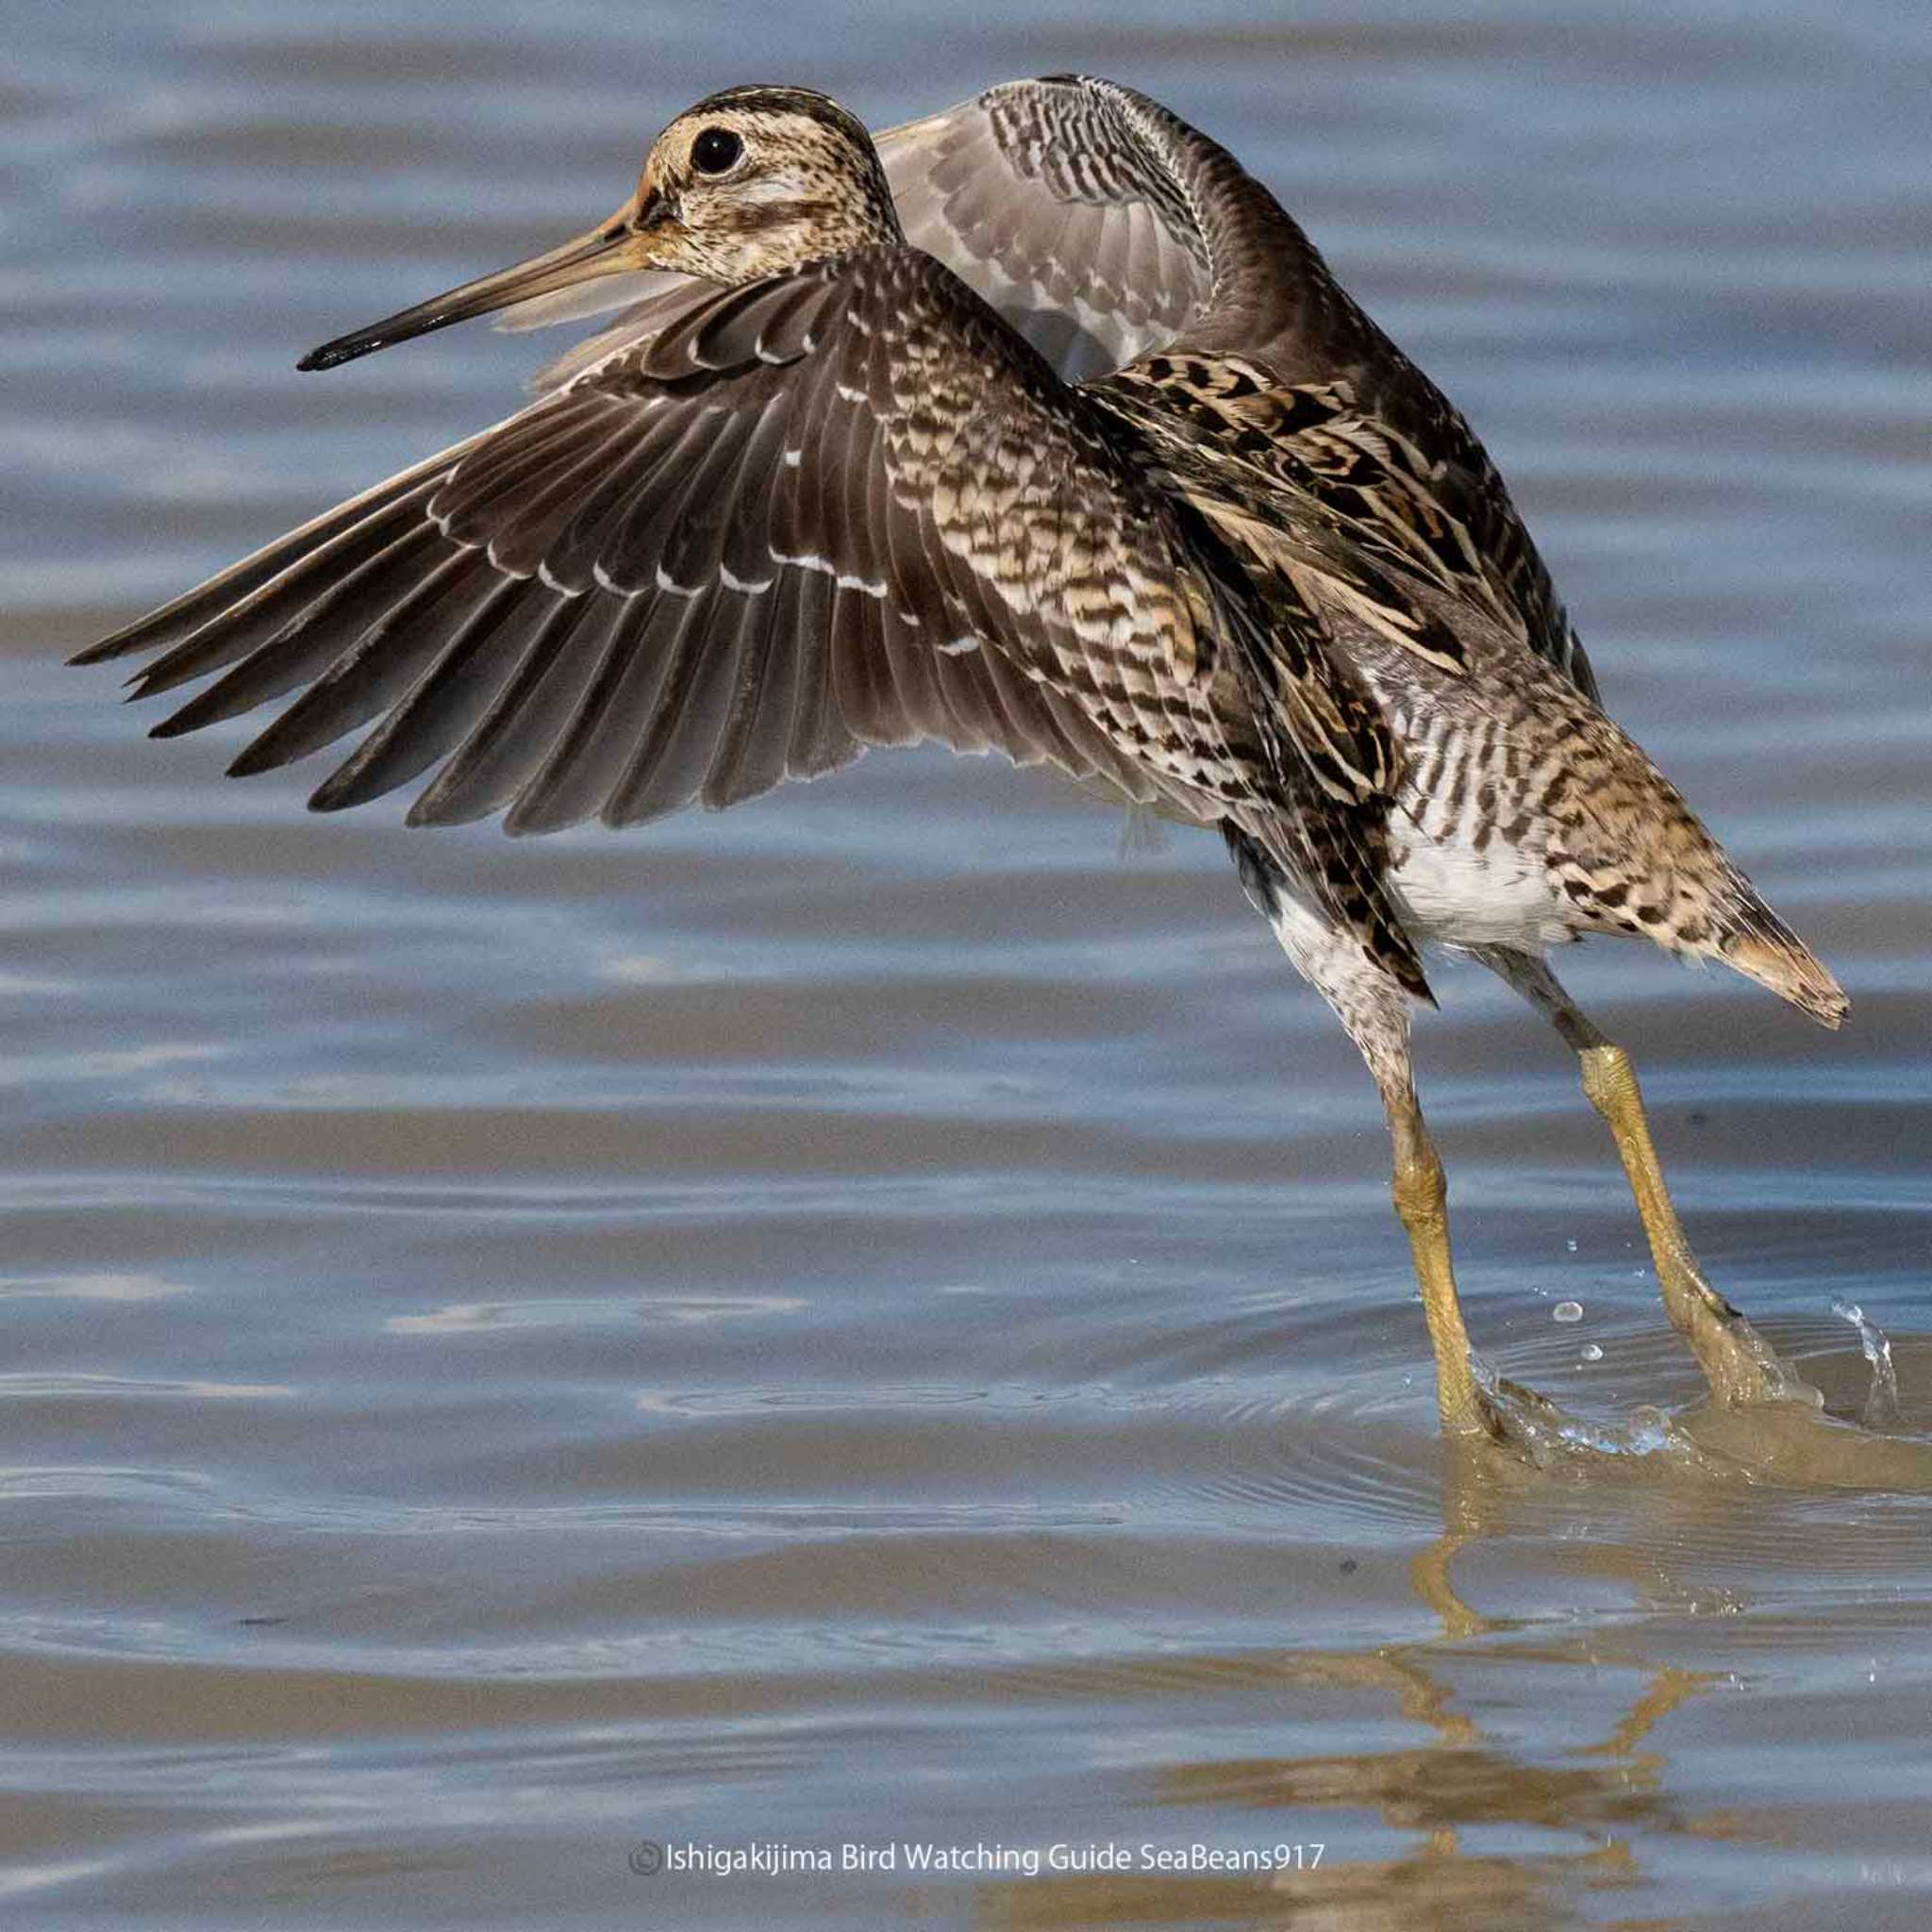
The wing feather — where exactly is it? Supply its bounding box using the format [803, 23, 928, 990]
[123, 478, 451, 705]
[772, 565, 852, 780]
[79, 242, 1421, 983]
[595, 592, 745, 826]
[405, 594, 609, 826]
[226, 546, 500, 777]
[307, 575, 541, 812]
[75, 451, 475, 675]
[147, 518, 453, 738]
[497, 593, 685, 834]
[701, 571, 803, 809]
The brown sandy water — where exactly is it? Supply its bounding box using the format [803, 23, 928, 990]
[5, 3, 1930, 1926]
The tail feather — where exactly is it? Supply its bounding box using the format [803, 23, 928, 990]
[1716, 888, 1847, 1029]
[1555, 733, 1849, 1031]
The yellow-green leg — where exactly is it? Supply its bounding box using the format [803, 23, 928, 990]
[1384, 1088, 1494, 1436]
[1227, 826, 1506, 1441]
[1577, 1042, 1772, 1399]
[1479, 948, 1797, 1407]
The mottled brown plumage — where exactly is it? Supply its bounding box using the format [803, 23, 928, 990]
[74, 77, 1845, 1439]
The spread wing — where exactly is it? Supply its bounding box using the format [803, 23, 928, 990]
[77, 252, 1206, 834]
[67, 258, 1191, 812]
[77, 244, 1424, 989]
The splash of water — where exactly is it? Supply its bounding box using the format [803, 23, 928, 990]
[1831, 1300, 1901, 1429]
[1468, 1360, 1718, 1473]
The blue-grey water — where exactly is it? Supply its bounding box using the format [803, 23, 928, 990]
[5, 3, 1930, 1926]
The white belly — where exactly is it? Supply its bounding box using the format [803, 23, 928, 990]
[1390, 830, 1572, 951]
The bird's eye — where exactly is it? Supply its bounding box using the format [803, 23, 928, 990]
[691, 127, 743, 175]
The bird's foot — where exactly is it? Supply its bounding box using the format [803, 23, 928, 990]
[1663, 1266, 1823, 1414]
[1440, 1360, 1568, 1450]
[1445, 1362, 1701, 1470]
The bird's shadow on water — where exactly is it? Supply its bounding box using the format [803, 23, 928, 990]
[974, 1324, 1932, 1931]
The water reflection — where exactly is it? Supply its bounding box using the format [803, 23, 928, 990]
[979, 1374, 1932, 1931]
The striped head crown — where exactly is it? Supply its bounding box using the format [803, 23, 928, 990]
[633, 85, 905, 282]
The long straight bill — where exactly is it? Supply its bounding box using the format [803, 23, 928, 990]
[297, 201, 650, 373]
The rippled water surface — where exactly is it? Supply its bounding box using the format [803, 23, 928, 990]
[6, 3, 1931, 1926]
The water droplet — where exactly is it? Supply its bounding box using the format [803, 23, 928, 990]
[1581, 1342, 1603, 1362]
[1832, 1298, 1900, 1428]
[1553, 1300, 1584, 1324]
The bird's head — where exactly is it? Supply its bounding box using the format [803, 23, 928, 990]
[630, 86, 903, 281]
[298, 84, 900, 373]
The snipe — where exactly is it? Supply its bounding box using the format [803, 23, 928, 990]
[74, 78, 1845, 1439]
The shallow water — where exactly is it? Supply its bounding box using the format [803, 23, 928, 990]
[6, 2, 1931, 1926]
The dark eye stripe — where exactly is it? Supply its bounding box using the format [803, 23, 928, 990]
[691, 127, 743, 175]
